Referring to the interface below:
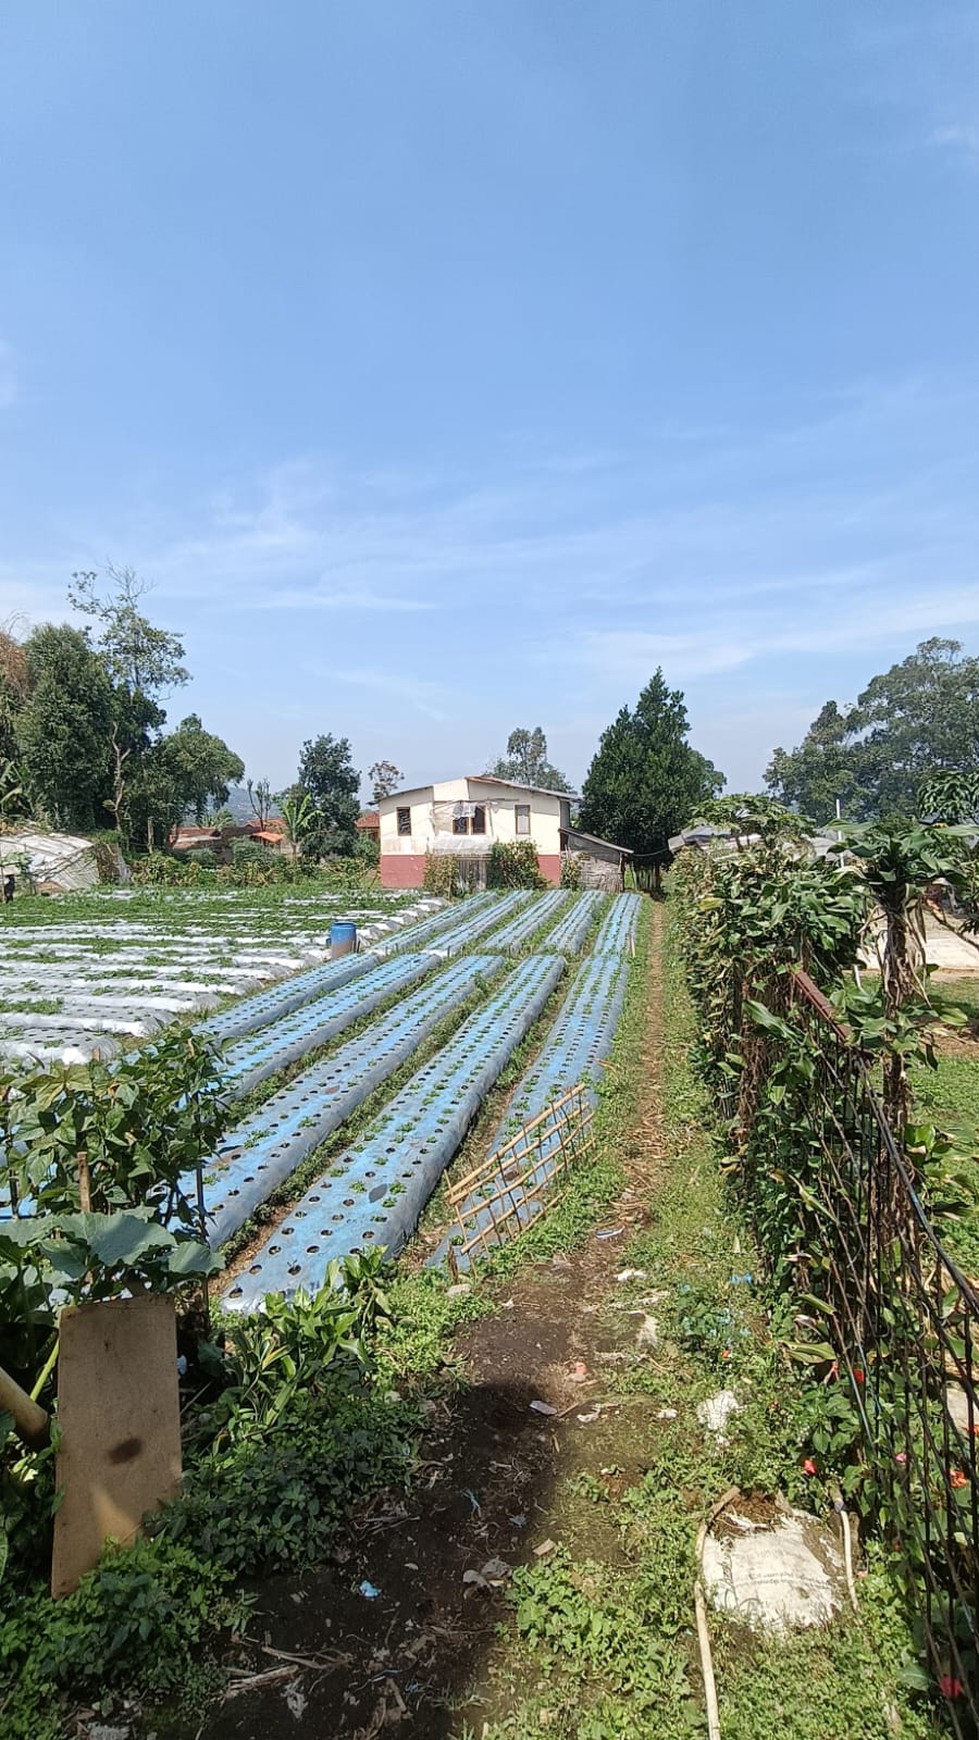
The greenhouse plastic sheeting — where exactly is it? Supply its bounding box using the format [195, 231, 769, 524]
[224, 952, 566, 1309]
[201, 953, 504, 1248]
[221, 952, 437, 1098]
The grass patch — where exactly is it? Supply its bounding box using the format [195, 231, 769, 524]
[476, 911, 947, 1740]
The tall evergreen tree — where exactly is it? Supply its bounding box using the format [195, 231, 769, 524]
[580, 671, 724, 856]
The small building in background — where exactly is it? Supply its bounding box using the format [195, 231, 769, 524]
[377, 776, 629, 891]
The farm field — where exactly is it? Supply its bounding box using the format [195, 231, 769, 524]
[0, 883, 437, 1063]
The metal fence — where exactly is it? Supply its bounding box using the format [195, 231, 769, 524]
[744, 969, 978, 1726]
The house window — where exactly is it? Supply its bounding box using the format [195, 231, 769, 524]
[471, 805, 486, 836]
[515, 804, 531, 836]
[453, 814, 469, 835]
[396, 807, 411, 836]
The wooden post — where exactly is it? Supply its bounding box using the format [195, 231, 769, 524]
[0, 1362, 50, 1449]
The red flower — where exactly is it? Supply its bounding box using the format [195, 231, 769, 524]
[938, 1675, 963, 1699]
[853, 1368, 865, 1384]
[895, 1451, 907, 1465]
[949, 1469, 969, 1490]
[802, 1458, 817, 1476]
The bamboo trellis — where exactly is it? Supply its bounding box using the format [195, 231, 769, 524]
[445, 1083, 595, 1273]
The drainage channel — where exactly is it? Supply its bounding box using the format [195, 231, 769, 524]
[223, 952, 567, 1309]
[220, 952, 438, 1099]
[202, 954, 506, 1249]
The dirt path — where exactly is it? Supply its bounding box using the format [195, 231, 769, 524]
[203, 906, 669, 1740]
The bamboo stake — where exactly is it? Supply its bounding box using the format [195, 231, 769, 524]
[0, 1362, 50, 1449]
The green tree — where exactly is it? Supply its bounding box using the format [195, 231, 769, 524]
[767, 640, 979, 823]
[917, 767, 979, 824]
[368, 760, 403, 804]
[68, 564, 188, 697]
[579, 671, 724, 858]
[69, 564, 190, 845]
[766, 701, 860, 825]
[134, 716, 245, 846]
[246, 777, 275, 827]
[294, 734, 360, 857]
[16, 625, 114, 832]
[487, 726, 573, 792]
[279, 791, 321, 865]
[0, 626, 28, 778]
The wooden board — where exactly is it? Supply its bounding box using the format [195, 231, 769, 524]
[51, 1292, 182, 1598]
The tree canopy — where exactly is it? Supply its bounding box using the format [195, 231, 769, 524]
[368, 760, 403, 804]
[294, 734, 361, 857]
[579, 671, 724, 857]
[487, 726, 573, 792]
[766, 639, 979, 824]
[4, 569, 244, 848]
[16, 625, 114, 832]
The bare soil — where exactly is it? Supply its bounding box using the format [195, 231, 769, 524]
[192, 907, 669, 1740]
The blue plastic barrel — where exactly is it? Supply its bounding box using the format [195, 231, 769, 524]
[329, 921, 358, 959]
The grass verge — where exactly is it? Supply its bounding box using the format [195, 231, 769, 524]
[473, 910, 947, 1740]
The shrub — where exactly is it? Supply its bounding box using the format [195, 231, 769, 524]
[487, 840, 546, 890]
[423, 852, 459, 897]
[560, 851, 583, 891]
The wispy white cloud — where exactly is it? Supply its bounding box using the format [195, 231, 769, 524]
[247, 587, 433, 613]
[327, 665, 451, 722]
[931, 123, 979, 168]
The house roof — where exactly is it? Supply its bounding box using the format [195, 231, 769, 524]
[381, 775, 580, 805]
[356, 810, 380, 830]
[466, 775, 580, 802]
[253, 828, 286, 844]
[562, 827, 633, 858]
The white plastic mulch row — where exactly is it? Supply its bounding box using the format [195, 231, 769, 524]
[0, 894, 440, 1064]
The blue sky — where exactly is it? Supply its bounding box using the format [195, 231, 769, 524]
[1, 2, 977, 798]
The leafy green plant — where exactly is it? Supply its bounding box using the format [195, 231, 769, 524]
[0, 1033, 228, 1372]
[422, 851, 459, 897]
[487, 840, 546, 890]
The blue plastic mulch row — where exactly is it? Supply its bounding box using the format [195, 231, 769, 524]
[198, 897, 487, 1049]
[203, 954, 505, 1250]
[220, 952, 437, 1099]
[546, 890, 606, 956]
[592, 890, 642, 954]
[223, 951, 567, 1309]
[368, 892, 496, 955]
[199, 953, 371, 1048]
[430, 895, 640, 1270]
[488, 889, 570, 953]
[373, 890, 531, 957]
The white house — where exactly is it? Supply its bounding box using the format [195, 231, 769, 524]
[377, 776, 630, 890]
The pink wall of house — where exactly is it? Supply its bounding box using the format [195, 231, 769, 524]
[380, 854, 428, 889]
[380, 852, 562, 891]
